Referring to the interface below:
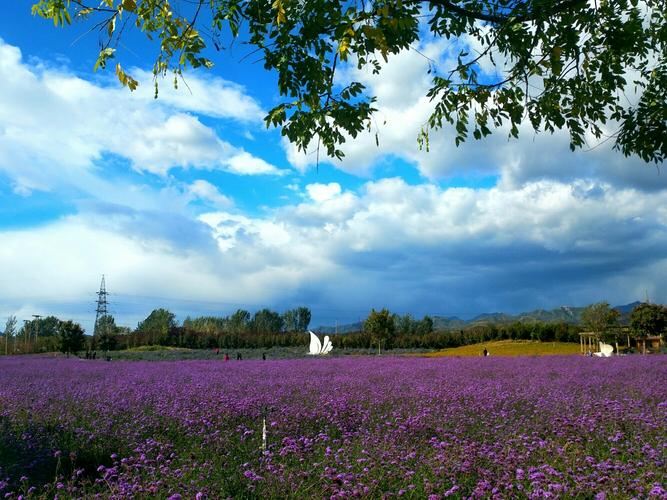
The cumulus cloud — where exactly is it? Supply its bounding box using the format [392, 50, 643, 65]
[130, 68, 265, 122]
[2, 177, 666, 325]
[306, 183, 342, 202]
[224, 152, 288, 176]
[123, 114, 235, 175]
[188, 180, 234, 208]
[0, 38, 283, 191]
[2, 32, 665, 330]
[284, 35, 666, 192]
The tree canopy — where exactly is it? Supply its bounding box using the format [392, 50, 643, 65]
[31, 0, 666, 163]
[364, 308, 395, 352]
[282, 307, 312, 332]
[58, 320, 86, 355]
[3, 316, 18, 339]
[630, 302, 667, 337]
[20, 315, 61, 338]
[136, 308, 177, 344]
[581, 301, 619, 339]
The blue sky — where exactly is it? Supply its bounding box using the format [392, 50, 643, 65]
[1, 2, 666, 333]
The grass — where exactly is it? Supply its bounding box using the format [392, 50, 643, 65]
[423, 340, 582, 357]
[108, 346, 433, 361]
[126, 345, 193, 352]
[41, 343, 581, 361]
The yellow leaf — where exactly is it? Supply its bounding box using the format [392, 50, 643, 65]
[115, 63, 138, 91]
[122, 0, 137, 12]
[338, 39, 350, 59]
[272, 0, 286, 25]
[107, 16, 116, 37]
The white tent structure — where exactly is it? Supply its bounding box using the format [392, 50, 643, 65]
[593, 342, 614, 357]
[308, 331, 333, 355]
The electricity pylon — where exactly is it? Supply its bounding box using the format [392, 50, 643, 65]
[94, 275, 109, 338]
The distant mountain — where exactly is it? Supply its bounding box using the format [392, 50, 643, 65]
[614, 301, 642, 314]
[469, 312, 514, 325]
[516, 306, 587, 324]
[313, 302, 644, 333]
[432, 316, 466, 330]
[314, 321, 363, 334]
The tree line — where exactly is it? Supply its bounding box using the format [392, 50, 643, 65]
[1, 316, 85, 356]
[2, 302, 665, 355]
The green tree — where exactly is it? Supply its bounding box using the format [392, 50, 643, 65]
[251, 309, 284, 334]
[58, 320, 86, 356]
[183, 316, 226, 336]
[227, 309, 250, 335]
[95, 314, 119, 351]
[97, 332, 118, 352]
[396, 314, 414, 336]
[283, 307, 312, 332]
[415, 315, 434, 336]
[94, 314, 116, 336]
[295, 307, 312, 332]
[21, 315, 60, 338]
[3, 316, 17, 355]
[630, 302, 667, 338]
[364, 308, 395, 354]
[282, 309, 298, 333]
[136, 308, 177, 345]
[581, 301, 620, 341]
[32, 0, 666, 163]
[19, 316, 61, 352]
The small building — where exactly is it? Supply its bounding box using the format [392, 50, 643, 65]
[635, 335, 664, 354]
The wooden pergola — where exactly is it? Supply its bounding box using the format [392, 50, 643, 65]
[579, 332, 599, 355]
[580, 329, 664, 355]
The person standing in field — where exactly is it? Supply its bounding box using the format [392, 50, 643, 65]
[224, 353, 229, 362]
[483, 348, 488, 357]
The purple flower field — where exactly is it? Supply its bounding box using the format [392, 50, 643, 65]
[0, 356, 665, 499]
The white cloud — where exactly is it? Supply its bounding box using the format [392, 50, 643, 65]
[188, 180, 233, 208]
[282, 136, 320, 174]
[130, 69, 265, 122]
[306, 182, 342, 202]
[195, 178, 667, 315]
[0, 38, 282, 191]
[2, 31, 666, 329]
[122, 114, 234, 175]
[283, 35, 666, 193]
[224, 152, 288, 176]
[2, 177, 666, 325]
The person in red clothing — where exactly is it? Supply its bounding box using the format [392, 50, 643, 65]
[224, 353, 230, 361]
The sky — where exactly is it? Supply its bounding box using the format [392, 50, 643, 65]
[1, 2, 666, 333]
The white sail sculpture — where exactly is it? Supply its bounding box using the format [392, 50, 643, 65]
[308, 331, 333, 355]
[593, 341, 614, 357]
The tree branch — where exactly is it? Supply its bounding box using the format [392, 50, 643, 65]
[422, 0, 587, 25]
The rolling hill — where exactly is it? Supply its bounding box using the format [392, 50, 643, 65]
[315, 302, 642, 333]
